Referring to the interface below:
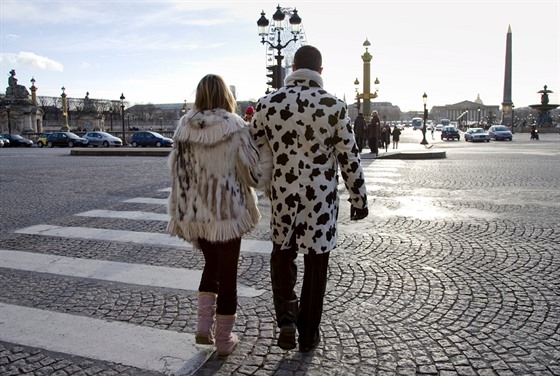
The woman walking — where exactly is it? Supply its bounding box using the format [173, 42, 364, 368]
[392, 125, 402, 149]
[167, 74, 270, 356]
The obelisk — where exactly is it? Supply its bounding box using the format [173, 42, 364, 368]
[501, 25, 513, 126]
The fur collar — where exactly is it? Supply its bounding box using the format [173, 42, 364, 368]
[174, 108, 246, 145]
[284, 68, 324, 88]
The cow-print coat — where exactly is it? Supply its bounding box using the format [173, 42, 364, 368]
[167, 108, 271, 250]
[252, 68, 368, 254]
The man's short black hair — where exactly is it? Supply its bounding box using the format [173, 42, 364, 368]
[293, 45, 322, 71]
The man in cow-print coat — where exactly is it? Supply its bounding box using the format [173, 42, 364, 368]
[251, 45, 368, 352]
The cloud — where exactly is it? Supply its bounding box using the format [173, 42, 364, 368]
[1, 52, 64, 72]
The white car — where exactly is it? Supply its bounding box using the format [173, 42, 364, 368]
[435, 124, 444, 132]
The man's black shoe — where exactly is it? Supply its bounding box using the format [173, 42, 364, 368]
[278, 323, 296, 350]
[298, 334, 320, 352]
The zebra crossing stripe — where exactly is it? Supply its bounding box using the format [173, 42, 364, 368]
[124, 197, 168, 205]
[15, 224, 272, 254]
[0, 302, 213, 375]
[0, 249, 265, 297]
[77, 209, 169, 221]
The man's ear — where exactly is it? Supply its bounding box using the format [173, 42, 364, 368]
[318, 67, 323, 74]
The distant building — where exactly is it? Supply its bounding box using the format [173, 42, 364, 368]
[431, 95, 500, 127]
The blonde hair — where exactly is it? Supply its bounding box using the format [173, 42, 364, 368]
[194, 74, 236, 113]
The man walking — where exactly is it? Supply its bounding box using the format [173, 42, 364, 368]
[251, 45, 368, 352]
[353, 113, 366, 152]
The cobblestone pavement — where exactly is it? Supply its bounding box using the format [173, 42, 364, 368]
[0, 130, 559, 375]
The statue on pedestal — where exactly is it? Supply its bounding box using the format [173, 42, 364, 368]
[6, 70, 31, 101]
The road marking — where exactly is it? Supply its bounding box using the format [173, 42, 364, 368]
[124, 197, 168, 205]
[78, 209, 169, 221]
[0, 249, 265, 297]
[15, 224, 271, 254]
[0, 302, 213, 375]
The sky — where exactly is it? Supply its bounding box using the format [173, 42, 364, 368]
[1, 0, 558, 112]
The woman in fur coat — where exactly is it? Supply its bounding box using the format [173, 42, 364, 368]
[167, 74, 270, 356]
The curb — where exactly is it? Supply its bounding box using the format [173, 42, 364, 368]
[70, 148, 171, 157]
[70, 148, 446, 160]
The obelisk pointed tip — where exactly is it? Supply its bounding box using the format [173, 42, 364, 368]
[507, 25, 512, 33]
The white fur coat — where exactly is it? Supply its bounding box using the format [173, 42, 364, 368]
[167, 108, 271, 249]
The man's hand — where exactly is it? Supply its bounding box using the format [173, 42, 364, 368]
[350, 206, 368, 221]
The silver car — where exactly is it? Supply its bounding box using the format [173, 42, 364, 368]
[464, 128, 490, 142]
[488, 126, 513, 141]
[83, 131, 123, 147]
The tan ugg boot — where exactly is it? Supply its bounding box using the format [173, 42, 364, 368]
[215, 314, 239, 356]
[195, 292, 217, 345]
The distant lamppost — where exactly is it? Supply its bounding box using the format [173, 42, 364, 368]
[257, 5, 302, 89]
[420, 92, 429, 145]
[5, 104, 11, 134]
[511, 104, 515, 134]
[159, 117, 163, 132]
[109, 108, 114, 132]
[120, 93, 126, 145]
[477, 107, 481, 126]
[181, 100, 188, 117]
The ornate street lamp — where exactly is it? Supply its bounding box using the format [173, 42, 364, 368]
[420, 92, 429, 145]
[257, 5, 302, 89]
[354, 39, 380, 121]
[120, 93, 126, 145]
[5, 104, 11, 134]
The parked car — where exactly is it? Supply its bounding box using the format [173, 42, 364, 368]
[0, 133, 33, 147]
[83, 131, 123, 147]
[36, 133, 51, 148]
[441, 126, 460, 141]
[130, 131, 173, 147]
[464, 128, 490, 142]
[46, 132, 89, 147]
[488, 125, 513, 141]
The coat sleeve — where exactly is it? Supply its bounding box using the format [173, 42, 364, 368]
[236, 127, 272, 190]
[333, 107, 368, 210]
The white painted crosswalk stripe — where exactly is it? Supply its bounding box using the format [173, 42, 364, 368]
[78, 209, 169, 221]
[124, 197, 168, 205]
[0, 302, 213, 375]
[0, 249, 265, 297]
[15, 224, 272, 254]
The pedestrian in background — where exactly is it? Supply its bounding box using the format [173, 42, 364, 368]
[252, 45, 368, 353]
[244, 106, 255, 123]
[353, 113, 366, 152]
[392, 124, 401, 149]
[368, 110, 381, 155]
[381, 123, 390, 152]
[167, 74, 270, 357]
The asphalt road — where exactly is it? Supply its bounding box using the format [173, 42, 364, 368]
[0, 129, 559, 375]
